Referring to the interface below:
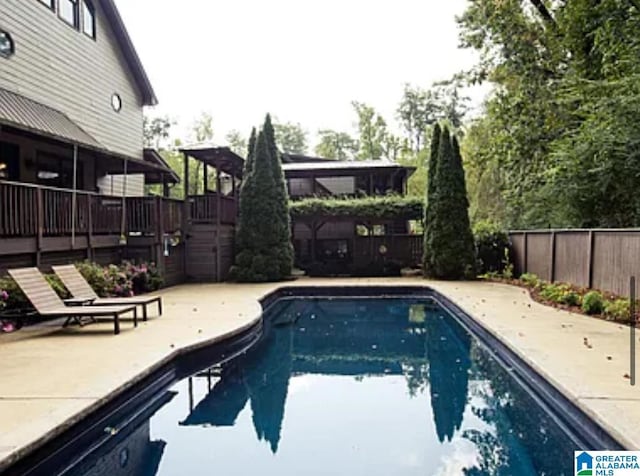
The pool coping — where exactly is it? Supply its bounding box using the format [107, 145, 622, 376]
[1, 280, 632, 474]
[0, 317, 262, 476]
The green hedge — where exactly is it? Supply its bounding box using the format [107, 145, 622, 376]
[290, 195, 424, 220]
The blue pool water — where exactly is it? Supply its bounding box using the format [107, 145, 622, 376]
[64, 297, 579, 476]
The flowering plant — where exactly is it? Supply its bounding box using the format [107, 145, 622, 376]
[0, 289, 8, 312]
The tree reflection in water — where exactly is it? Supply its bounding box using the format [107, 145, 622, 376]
[180, 297, 574, 475]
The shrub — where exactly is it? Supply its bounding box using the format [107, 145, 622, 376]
[582, 291, 605, 315]
[540, 283, 569, 302]
[76, 261, 112, 297]
[0, 287, 8, 312]
[604, 299, 631, 322]
[0, 274, 69, 311]
[0, 277, 28, 310]
[122, 261, 163, 295]
[520, 273, 541, 288]
[561, 291, 581, 307]
[473, 220, 512, 275]
[46, 275, 70, 300]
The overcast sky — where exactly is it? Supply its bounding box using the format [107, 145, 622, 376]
[114, 0, 483, 145]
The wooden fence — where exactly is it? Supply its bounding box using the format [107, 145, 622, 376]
[510, 229, 640, 297]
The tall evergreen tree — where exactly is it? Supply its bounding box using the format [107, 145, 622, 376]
[263, 114, 294, 276]
[423, 123, 441, 275]
[230, 116, 293, 282]
[244, 127, 257, 177]
[425, 126, 476, 279]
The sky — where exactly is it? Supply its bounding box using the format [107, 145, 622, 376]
[114, 0, 484, 146]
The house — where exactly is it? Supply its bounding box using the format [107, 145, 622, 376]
[281, 154, 422, 275]
[575, 452, 593, 475]
[0, 0, 180, 278]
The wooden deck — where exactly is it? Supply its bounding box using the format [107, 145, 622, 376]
[0, 181, 238, 283]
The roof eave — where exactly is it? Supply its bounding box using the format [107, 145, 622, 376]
[99, 0, 158, 106]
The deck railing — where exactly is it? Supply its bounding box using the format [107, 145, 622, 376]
[0, 181, 186, 238]
[188, 193, 237, 225]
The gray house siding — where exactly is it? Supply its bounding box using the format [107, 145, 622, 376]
[0, 0, 144, 159]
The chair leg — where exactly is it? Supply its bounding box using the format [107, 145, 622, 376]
[143, 304, 148, 322]
[158, 298, 163, 316]
[133, 308, 138, 328]
[114, 313, 120, 335]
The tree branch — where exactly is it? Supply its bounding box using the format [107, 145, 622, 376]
[529, 0, 557, 27]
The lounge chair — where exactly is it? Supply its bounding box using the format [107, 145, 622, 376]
[52, 265, 163, 321]
[7, 268, 137, 335]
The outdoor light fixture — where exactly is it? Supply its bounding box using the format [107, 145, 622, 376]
[163, 232, 182, 257]
[0, 30, 14, 58]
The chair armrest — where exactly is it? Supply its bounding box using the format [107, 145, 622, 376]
[64, 297, 96, 307]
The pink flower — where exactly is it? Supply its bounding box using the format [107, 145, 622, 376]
[0, 290, 8, 301]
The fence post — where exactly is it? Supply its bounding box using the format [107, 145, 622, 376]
[549, 231, 557, 282]
[587, 230, 595, 289]
[522, 231, 528, 274]
[630, 276, 636, 387]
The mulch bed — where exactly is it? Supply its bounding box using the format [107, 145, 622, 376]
[483, 277, 640, 328]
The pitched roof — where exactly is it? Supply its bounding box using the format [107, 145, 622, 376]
[282, 160, 416, 174]
[180, 143, 245, 178]
[282, 153, 338, 164]
[99, 0, 157, 106]
[0, 87, 103, 149]
[0, 88, 174, 177]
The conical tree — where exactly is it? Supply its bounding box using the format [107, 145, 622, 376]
[243, 127, 257, 177]
[423, 123, 441, 275]
[263, 115, 294, 275]
[425, 126, 476, 279]
[230, 117, 293, 282]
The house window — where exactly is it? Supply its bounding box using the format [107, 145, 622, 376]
[36, 152, 84, 189]
[0, 31, 14, 58]
[59, 0, 80, 28]
[38, 0, 55, 10]
[111, 93, 122, 112]
[82, 0, 96, 38]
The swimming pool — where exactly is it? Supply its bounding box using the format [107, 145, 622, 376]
[11, 288, 622, 476]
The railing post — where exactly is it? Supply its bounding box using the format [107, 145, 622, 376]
[215, 165, 222, 281]
[156, 197, 166, 277]
[87, 194, 94, 261]
[36, 188, 43, 267]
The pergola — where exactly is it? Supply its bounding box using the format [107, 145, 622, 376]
[179, 144, 245, 200]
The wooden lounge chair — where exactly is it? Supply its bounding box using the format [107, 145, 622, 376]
[7, 268, 137, 335]
[52, 265, 163, 321]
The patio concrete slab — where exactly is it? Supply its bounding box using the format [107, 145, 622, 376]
[0, 277, 639, 472]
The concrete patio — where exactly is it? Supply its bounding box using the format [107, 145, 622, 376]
[0, 277, 639, 472]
